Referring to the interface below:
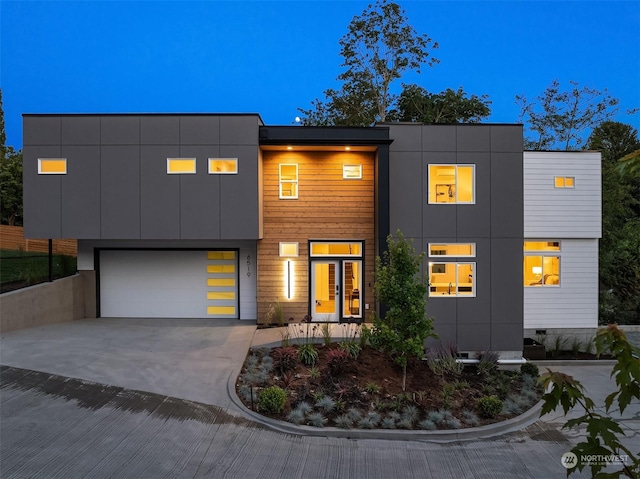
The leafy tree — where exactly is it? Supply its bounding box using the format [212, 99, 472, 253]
[0, 89, 23, 226]
[517, 79, 619, 150]
[298, 0, 438, 126]
[370, 230, 436, 391]
[539, 325, 639, 477]
[391, 84, 491, 123]
[587, 122, 640, 324]
[618, 149, 640, 177]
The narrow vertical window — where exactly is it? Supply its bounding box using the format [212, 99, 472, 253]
[279, 164, 298, 199]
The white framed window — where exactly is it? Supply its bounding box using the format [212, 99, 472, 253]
[209, 158, 238, 174]
[428, 243, 475, 257]
[279, 164, 298, 199]
[428, 164, 475, 204]
[554, 176, 575, 188]
[524, 241, 561, 287]
[167, 158, 196, 174]
[343, 164, 362, 179]
[38, 158, 67, 175]
[429, 262, 475, 297]
[279, 242, 299, 257]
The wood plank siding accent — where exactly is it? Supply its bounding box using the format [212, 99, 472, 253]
[257, 150, 375, 324]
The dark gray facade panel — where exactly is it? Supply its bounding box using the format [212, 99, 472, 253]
[220, 116, 259, 146]
[100, 145, 141, 239]
[423, 204, 457, 239]
[457, 323, 491, 351]
[388, 152, 422, 238]
[61, 117, 100, 145]
[491, 153, 524, 238]
[491, 323, 523, 351]
[422, 125, 457, 152]
[23, 146, 62, 238]
[490, 125, 524, 152]
[456, 152, 491, 238]
[387, 124, 422, 152]
[491, 238, 523, 324]
[456, 125, 491, 152]
[60, 146, 101, 238]
[426, 322, 455, 349]
[456, 237, 491, 325]
[427, 298, 457, 325]
[140, 145, 181, 238]
[178, 147, 221, 239]
[23, 117, 61, 145]
[140, 116, 180, 145]
[101, 116, 140, 145]
[179, 116, 221, 145]
[220, 145, 259, 239]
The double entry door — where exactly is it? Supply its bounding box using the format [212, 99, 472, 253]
[310, 259, 362, 322]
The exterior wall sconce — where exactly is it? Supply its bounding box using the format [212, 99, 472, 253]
[280, 243, 298, 299]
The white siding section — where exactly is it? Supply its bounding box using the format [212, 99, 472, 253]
[524, 151, 601, 238]
[524, 239, 598, 329]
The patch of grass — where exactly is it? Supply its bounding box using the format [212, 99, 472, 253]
[0, 250, 77, 287]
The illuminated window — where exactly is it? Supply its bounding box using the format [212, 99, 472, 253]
[279, 242, 299, 257]
[167, 158, 196, 174]
[429, 262, 475, 297]
[524, 241, 561, 287]
[209, 158, 238, 174]
[38, 158, 67, 175]
[554, 176, 575, 188]
[428, 165, 475, 204]
[343, 164, 362, 179]
[429, 243, 475, 257]
[310, 242, 362, 257]
[279, 164, 298, 199]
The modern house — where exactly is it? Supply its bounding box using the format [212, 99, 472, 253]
[22, 114, 601, 358]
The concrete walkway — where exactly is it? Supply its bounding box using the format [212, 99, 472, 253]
[1, 318, 637, 478]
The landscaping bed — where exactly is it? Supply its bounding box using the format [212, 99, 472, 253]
[236, 333, 542, 430]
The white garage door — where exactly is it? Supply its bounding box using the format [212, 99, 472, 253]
[99, 250, 238, 318]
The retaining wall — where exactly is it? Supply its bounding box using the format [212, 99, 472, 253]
[0, 275, 87, 333]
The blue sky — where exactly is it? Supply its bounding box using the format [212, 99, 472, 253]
[2, 0, 639, 149]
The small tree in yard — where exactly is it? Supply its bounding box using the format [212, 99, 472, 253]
[371, 230, 436, 391]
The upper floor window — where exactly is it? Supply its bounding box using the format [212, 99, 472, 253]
[167, 158, 196, 174]
[554, 176, 575, 188]
[524, 241, 560, 287]
[209, 158, 238, 174]
[428, 165, 475, 204]
[343, 164, 362, 179]
[38, 158, 67, 175]
[429, 243, 475, 257]
[279, 164, 298, 199]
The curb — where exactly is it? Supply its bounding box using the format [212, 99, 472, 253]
[227, 370, 544, 443]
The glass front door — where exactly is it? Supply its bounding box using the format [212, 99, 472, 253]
[311, 260, 340, 322]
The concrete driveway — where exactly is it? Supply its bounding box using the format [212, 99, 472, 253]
[1, 318, 637, 478]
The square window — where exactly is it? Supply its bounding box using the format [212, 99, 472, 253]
[209, 158, 238, 174]
[38, 158, 67, 174]
[428, 165, 475, 204]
